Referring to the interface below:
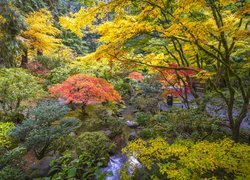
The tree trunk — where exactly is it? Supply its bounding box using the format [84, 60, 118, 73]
[21, 49, 28, 67]
[81, 104, 87, 116]
[232, 123, 240, 142]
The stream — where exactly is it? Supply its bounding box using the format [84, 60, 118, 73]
[101, 154, 142, 180]
[101, 105, 142, 180]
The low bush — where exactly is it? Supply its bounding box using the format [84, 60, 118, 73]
[123, 138, 250, 179]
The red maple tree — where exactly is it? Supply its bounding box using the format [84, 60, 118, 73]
[49, 74, 121, 115]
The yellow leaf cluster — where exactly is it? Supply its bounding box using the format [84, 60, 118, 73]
[22, 8, 61, 52]
[123, 138, 250, 179]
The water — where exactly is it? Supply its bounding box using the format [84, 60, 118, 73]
[101, 154, 142, 180]
[101, 154, 126, 180]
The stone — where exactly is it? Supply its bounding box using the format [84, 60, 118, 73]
[126, 120, 139, 128]
[129, 130, 139, 141]
[29, 156, 57, 178]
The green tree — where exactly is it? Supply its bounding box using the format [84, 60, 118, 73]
[0, 0, 25, 67]
[9, 101, 81, 159]
[0, 68, 44, 121]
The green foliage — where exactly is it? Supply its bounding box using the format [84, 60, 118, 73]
[123, 138, 250, 179]
[0, 165, 26, 180]
[136, 112, 152, 126]
[61, 29, 89, 55]
[0, 146, 26, 167]
[0, 0, 26, 67]
[134, 96, 160, 114]
[36, 55, 64, 70]
[50, 131, 113, 179]
[79, 104, 123, 135]
[137, 108, 224, 141]
[0, 122, 14, 151]
[113, 78, 131, 97]
[0, 146, 26, 180]
[76, 131, 112, 159]
[139, 75, 163, 96]
[45, 65, 85, 86]
[139, 128, 157, 139]
[9, 101, 81, 159]
[0, 68, 44, 121]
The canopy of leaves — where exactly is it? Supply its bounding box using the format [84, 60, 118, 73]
[49, 74, 121, 105]
[0, 68, 44, 117]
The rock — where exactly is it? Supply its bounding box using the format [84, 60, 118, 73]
[104, 130, 113, 138]
[129, 130, 139, 141]
[132, 109, 139, 113]
[29, 156, 57, 178]
[126, 120, 139, 128]
[69, 132, 76, 137]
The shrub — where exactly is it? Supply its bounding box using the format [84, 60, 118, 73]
[76, 131, 113, 160]
[146, 108, 224, 141]
[0, 68, 44, 122]
[0, 122, 14, 151]
[123, 138, 250, 179]
[9, 101, 81, 159]
[0, 165, 26, 180]
[134, 96, 160, 114]
[136, 112, 152, 126]
[36, 55, 64, 70]
[50, 132, 114, 179]
[45, 65, 84, 86]
[0, 147, 26, 180]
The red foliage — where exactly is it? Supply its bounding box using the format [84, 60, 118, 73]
[128, 72, 144, 82]
[49, 74, 121, 105]
[159, 64, 202, 96]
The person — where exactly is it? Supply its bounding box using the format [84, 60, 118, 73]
[167, 94, 173, 107]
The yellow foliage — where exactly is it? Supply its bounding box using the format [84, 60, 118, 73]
[123, 138, 250, 179]
[59, 0, 249, 76]
[22, 8, 61, 53]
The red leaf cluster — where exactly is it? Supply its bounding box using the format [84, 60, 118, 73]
[128, 72, 144, 82]
[49, 74, 121, 105]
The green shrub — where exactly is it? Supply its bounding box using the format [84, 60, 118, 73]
[76, 131, 113, 160]
[148, 108, 224, 141]
[50, 132, 114, 179]
[139, 128, 157, 139]
[136, 112, 152, 126]
[36, 55, 64, 69]
[134, 96, 160, 113]
[0, 165, 26, 180]
[0, 147, 26, 180]
[0, 68, 44, 121]
[9, 101, 81, 159]
[45, 65, 85, 86]
[0, 122, 14, 151]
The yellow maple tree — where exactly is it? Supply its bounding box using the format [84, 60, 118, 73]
[60, 0, 249, 142]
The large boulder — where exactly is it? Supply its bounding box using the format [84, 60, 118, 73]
[29, 156, 57, 178]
